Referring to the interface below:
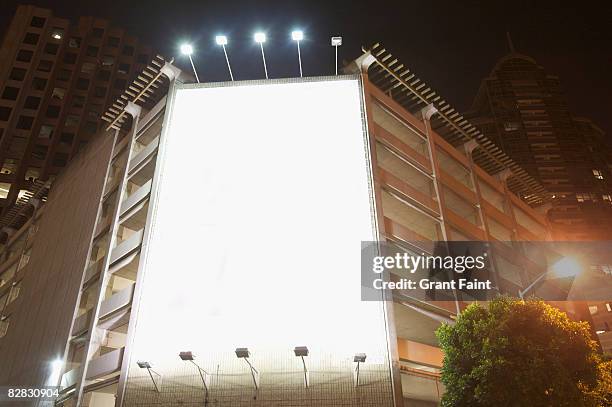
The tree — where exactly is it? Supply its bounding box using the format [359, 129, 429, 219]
[436, 297, 603, 407]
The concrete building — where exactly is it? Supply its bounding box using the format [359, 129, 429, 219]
[0, 5, 154, 220]
[463, 38, 612, 240]
[0, 44, 599, 407]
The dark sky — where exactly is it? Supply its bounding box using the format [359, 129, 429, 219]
[2, 0, 611, 135]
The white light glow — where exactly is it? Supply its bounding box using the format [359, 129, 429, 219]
[180, 43, 193, 56]
[52, 33, 62, 40]
[552, 256, 582, 278]
[127, 79, 389, 385]
[254, 32, 266, 43]
[215, 35, 228, 46]
[291, 30, 304, 41]
[47, 359, 63, 385]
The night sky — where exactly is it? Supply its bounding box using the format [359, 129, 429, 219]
[2, 0, 611, 136]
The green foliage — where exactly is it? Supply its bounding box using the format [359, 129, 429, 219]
[435, 297, 604, 407]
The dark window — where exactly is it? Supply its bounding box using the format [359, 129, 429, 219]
[97, 69, 111, 81]
[72, 96, 85, 108]
[32, 145, 48, 160]
[86, 46, 99, 57]
[60, 132, 74, 144]
[68, 37, 81, 48]
[137, 53, 148, 64]
[16, 116, 34, 130]
[117, 63, 130, 74]
[94, 86, 106, 98]
[9, 68, 26, 81]
[23, 32, 39, 45]
[63, 52, 77, 64]
[122, 45, 134, 56]
[81, 62, 96, 75]
[24, 96, 41, 109]
[106, 36, 120, 47]
[76, 78, 90, 90]
[44, 43, 59, 55]
[32, 77, 47, 91]
[37, 60, 53, 72]
[113, 78, 126, 90]
[39, 125, 53, 138]
[101, 55, 114, 66]
[65, 114, 79, 127]
[16, 50, 33, 62]
[46, 105, 61, 118]
[53, 152, 69, 166]
[84, 121, 97, 135]
[92, 27, 104, 38]
[30, 16, 45, 28]
[0, 107, 11, 121]
[1, 87, 19, 101]
[57, 69, 71, 81]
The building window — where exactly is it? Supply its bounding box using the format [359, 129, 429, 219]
[50, 28, 64, 40]
[607, 303, 612, 312]
[92, 27, 104, 38]
[114, 78, 126, 90]
[57, 69, 71, 81]
[0, 107, 11, 121]
[1, 87, 19, 101]
[60, 132, 74, 145]
[32, 145, 48, 160]
[39, 125, 54, 139]
[503, 122, 520, 131]
[84, 121, 97, 135]
[24, 96, 41, 109]
[16, 50, 33, 62]
[94, 87, 106, 98]
[117, 63, 130, 74]
[72, 96, 85, 108]
[52, 87, 66, 100]
[53, 153, 68, 167]
[63, 52, 77, 64]
[65, 114, 80, 127]
[9, 68, 26, 81]
[81, 62, 96, 74]
[603, 195, 612, 203]
[16, 116, 34, 130]
[23, 32, 39, 45]
[44, 43, 59, 55]
[32, 77, 47, 91]
[30, 16, 46, 27]
[122, 45, 134, 56]
[97, 69, 111, 81]
[106, 36, 120, 47]
[101, 55, 115, 67]
[76, 78, 90, 90]
[37, 59, 53, 72]
[68, 37, 81, 48]
[46, 105, 60, 118]
[592, 169, 604, 180]
[137, 53, 148, 64]
[589, 305, 598, 315]
[86, 46, 99, 57]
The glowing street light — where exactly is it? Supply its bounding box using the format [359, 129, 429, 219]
[215, 35, 234, 81]
[180, 43, 200, 83]
[331, 36, 342, 75]
[254, 32, 268, 79]
[291, 30, 304, 77]
[519, 256, 582, 299]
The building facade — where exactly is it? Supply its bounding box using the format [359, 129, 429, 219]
[0, 47, 600, 407]
[464, 45, 612, 240]
[0, 5, 154, 220]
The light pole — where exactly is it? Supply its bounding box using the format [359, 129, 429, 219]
[291, 30, 304, 77]
[331, 36, 342, 75]
[180, 43, 200, 83]
[215, 35, 234, 81]
[254, 32, 268, 79]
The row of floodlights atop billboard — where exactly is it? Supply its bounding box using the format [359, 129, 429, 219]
[137, 347, 366, 393]
[179, 32, 344, 83]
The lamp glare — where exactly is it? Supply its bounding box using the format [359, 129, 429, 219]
[216, 35, 228, 46]
[180, 43, 193, 56]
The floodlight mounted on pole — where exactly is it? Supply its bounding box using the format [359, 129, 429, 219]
[235, 348, 260, 390]
[353, 353, 366, 387]
[254, 33, 268, 79]
[179, 352, 210, 400]
[137, 361, 161, 392]
[294, 346, 309, 388]
[331, 36, 342, 75]
[292, 31, 304, 77]
[180, 43, 200, 83]
[216, 36, 234, 81]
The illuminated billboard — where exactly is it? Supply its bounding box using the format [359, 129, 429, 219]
[123, 77, 396, 405]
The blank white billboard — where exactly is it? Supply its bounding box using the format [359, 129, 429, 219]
[124, 77, 394, 405]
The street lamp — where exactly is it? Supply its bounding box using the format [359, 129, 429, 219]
[137, 361, 161, 392]
[519, 256, 582, 299]
[179, 351, 210, 400]
[291, 30, 304, 77]
[331, 36, 342, 75]
[180, 43, 200, 83]
[254, 32, 268, 79]
[353, 353, 366, 387]
[293, 346, 309, 387]
[235, 347, 260, 389]
[215, 35, 234, 81]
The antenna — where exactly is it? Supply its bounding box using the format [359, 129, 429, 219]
[506, 32, 516, 53]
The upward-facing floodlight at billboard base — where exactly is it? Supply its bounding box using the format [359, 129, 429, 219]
[123, 77, 396, 406]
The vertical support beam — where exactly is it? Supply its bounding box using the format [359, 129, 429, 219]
[359, 60, 404, 407]
[72, 102, 142, 406]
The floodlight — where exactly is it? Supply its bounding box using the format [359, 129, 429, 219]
[354, 353, 366, 363]
[254, 32, 266, 43]
[179, 351, 195, 361]
[137, 360, 152, 368]
[291, 30, 304, 41]
[180, 43, 199, 83]
[215, 35, 234, 81]
[353, 353, 366, 387]
[180, 43, 193, 56]
[331, 36, 343, 75]
[179, 351, 210, 398]
[254, 33, 268, 79]
[235, 347, 259, 389]
[294, 346, 309, 387]
[137, 360, 160, 392]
